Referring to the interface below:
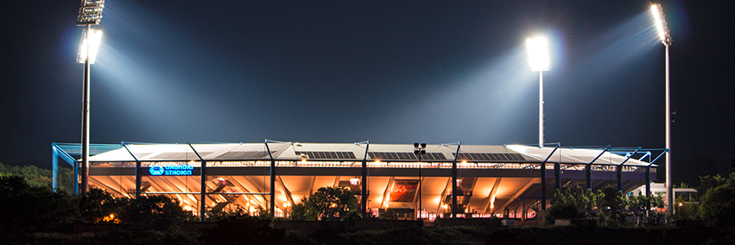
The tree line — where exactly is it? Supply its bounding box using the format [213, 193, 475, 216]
[546, 170, 735, 227]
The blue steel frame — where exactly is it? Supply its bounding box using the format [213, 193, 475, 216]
[52, 143, 122, 194]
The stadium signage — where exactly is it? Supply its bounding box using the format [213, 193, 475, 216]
[148, 164, 193, 176]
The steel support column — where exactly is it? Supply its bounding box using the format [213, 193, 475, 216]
[540, 161, 546, 211]
[450, 142, 461, 218]
[587, 146, 609, 190]
[540, 144, 560, 211]
[122, 142, 141, 199]
[554, 163, 561, 190]
[617, 166, 623, 191]
[645, 166, 651, 198]
[52, 146, 59, 192]
[188, 142, 207, 222]
[357, 141, 370, 217]
[265, 140, 276, 216]
[616, 147, 639, 192]
[585, 164, 592, 189]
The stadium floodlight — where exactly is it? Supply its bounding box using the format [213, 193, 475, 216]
[76, 0, 105, 26]
[651, 4, 672, 46]
[526, 37, 550, 72]
[526, 36, 551, 148]
[76, 0, 105, 196]
[77, 29, 103, 64]
[650, 3, 674, 217]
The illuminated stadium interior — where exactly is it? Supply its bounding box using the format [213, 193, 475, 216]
[52, 141, 659, 221]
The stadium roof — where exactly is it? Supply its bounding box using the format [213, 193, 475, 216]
[82, 142, 657, 167]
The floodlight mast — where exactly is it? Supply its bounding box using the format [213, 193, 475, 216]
[651, 3, 673, 217]
[526, 37, 551, 148]
[76, 0, 105, 195]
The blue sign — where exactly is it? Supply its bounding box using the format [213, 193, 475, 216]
[149, 166, 165, 175]
[149, 165, 193, 176]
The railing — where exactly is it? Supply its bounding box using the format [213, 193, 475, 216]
[91, 160, 648, 172]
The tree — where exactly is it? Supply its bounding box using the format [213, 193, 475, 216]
[76, 188, 123, 223]
[0, 175, 80, 231]
[290, 197, 319, 221]
[545, 186, 599, 225]
[0, 163, 74, 192]
[699, 179, 735, 226]
[117, 195, 194, 230]
[294, 186, 359, 221]
[597, 187, 627, 227]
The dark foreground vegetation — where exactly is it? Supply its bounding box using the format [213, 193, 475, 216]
[2, 163, 735, 244]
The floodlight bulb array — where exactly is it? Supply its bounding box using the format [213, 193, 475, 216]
[77, 29, 103, 64]
[650, 4, 672, 45]
[76, 0, 105, 25]
[526, 37, 551, 71]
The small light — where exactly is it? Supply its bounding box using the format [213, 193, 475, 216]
[350, 178, 360, 185]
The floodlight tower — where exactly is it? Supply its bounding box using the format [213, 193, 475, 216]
[76, 0, 105, 195]
[526, 37, 551, 148]
[651, 3, 673, 215]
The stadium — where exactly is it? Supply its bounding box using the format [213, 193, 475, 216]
[51, 141, 660, 221]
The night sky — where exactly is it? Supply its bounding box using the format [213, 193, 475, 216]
[1, 1, 733, 185]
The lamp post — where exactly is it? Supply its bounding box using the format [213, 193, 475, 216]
[76, 0, 105, 195]
[650, 3, 673, 215]
[526, 36, 551, 148]
[414, 142, 426, 220]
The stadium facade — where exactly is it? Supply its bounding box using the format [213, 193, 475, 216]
[52, 141, 660, 221]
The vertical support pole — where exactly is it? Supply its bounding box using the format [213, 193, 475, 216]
[540, 162, 546, 211]
[200, 161, 207, 221]
[617, 165, 623, 192]
[418, 154, 422, 220]
[265, 140, 276, 217]
[587, 146, 608, 191]
[586, 164, 592, 189]
[646, 166, 651, 212]
[135, 160, 141, 199]
[665, 44, 673, 216]
[554, 163, 561, 190]
[270, 159, 275, 216]
[190, 141, 208, 222]
[74, 160, 79, 196]
[81, 24, 91, 196]
[522, 200, 526, 221]
[645, 166, 651, 198]
[123, 143, 142, 199]
[446, 142, 460, 219]
[360, 141, 369, 217]
[540, 144, 559, 212]
[52, 145, 59, 192]
[539, 71, 544, 148]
